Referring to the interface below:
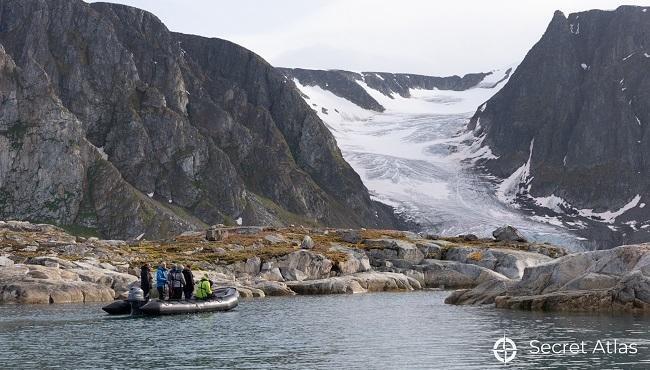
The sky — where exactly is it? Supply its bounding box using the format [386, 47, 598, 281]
[90, 1, 650, 76]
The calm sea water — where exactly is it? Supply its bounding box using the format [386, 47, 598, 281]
[1, 291, 650, 369]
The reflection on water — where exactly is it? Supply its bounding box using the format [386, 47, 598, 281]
[1, 291, 650, 369]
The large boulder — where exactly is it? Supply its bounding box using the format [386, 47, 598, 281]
[492, 225, 527, 243]
[253, 280, 296, 296]
[415, 241, 442, 260]
[257, 267, 285, 282]
[0, 256, 15, 266]
[300, 235, 315, 249]
[329, 245, 371, 275]
[286, 272, 421, 295]
[443, 247, 552, 279]
[416, 260, 509, 289]
[206, 227, 229, 241]
[68, 268, 139, 297]
[445, 279, 516, 305]
[336, 229, 362, 244]
[277, 250, 333, 281]
[364, 239, 424, 266]
[229, 257, 262, 276]
[0, 264, 115, 304]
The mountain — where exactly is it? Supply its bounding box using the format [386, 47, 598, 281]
[0, 0, 402, 239]
[279, 68, 492, 112]
[468, 6, 650, 247]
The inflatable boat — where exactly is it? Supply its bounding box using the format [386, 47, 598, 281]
[140, 287, 239, 316]
[102, 287, 239, 316]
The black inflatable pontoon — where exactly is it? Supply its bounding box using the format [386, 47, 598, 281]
[102, 287, 239, 316]
[102, 299, 131, 315]
[140, 287, 239, 316]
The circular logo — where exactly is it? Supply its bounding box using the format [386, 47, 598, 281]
[493, 336, 517, 364]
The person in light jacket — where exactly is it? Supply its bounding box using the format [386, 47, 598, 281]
[168, 264, 186, 300]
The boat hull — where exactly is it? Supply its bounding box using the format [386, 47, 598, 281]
[102, 299, 131, 315]
[139, 287, 239, 316]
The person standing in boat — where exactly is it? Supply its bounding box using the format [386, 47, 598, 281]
[168, 264, 186, 300]
[195, 275, 213, 300]
[182, 264, 194, 300]
[140, 263, 153, 299]
[155, 263, 168, 300]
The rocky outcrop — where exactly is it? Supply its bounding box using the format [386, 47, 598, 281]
[411, 260, 509, 289]
[469, 6, 650, 246]
[0, 221, 563, 304]
[443, 246, 550, 279]
[0, 0, 401, 240]
[286, 272, 421, 295]
[0, 264, 117, 304]
[280, 68, 492, 111]
[447, 244, 650, 313]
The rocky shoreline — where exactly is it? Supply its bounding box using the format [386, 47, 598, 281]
[22, 221, 650, 315]
[0, 221, 568, 305]
[447, 244, 650, 314]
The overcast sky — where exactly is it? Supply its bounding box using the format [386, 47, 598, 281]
[91, 1, 649, 76]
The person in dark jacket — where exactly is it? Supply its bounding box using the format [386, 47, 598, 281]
[168, 264, 186, 300]
[140, 263, 153, 299]
[182, 264, 194, 300]
[156, 263, 168, 300]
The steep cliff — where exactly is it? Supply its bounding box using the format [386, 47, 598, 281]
[0, 0, 401, 239]
[470, 6, 650, 246]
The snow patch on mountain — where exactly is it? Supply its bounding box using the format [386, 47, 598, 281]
[496, 139, 534, 206]
[577, 195, 642, 223]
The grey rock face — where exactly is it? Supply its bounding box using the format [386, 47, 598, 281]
[285, 271, 421, 295]
[417, 260, 509, 289]
[0, 0, 401, 240]
[448, 244, 650, 313]
[336, 229, 363, 244]
[363, 239, 425, 266]
[469, 6, 650, 246]
[443, 246, 551, 279]
[277, 250, 333, 281]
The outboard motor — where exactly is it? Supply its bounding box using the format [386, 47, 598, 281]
[127, 287, 147, 315]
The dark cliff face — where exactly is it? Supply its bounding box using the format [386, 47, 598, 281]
[280, 68, 491, 111]
[0, 0, 401, 239]
[470, 6, 650, 246]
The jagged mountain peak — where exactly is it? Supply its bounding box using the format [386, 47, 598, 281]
[470, 5, 650, 247]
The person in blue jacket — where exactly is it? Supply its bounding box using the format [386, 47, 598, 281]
[156, 263, 168, 300]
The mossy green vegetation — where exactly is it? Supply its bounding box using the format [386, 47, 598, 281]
[59, 224, 100, 238]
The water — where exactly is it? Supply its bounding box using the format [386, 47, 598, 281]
[2, 291, 650, 369]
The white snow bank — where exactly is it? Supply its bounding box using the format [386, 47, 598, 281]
[577, 195, 641, 223]
[496, 139, 534, 205]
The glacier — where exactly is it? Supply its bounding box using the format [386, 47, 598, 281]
[292, 67, 585, 249]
